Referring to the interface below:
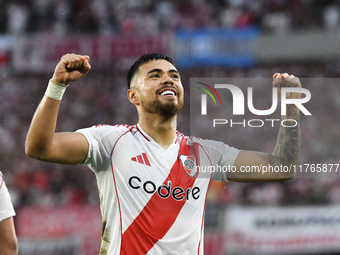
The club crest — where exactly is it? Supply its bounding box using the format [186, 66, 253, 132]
[180, 155, 197, 177]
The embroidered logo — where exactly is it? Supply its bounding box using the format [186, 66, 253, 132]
[180, 155, 197, 177]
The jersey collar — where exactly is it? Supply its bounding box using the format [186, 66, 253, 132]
[136, 123, 179, 151]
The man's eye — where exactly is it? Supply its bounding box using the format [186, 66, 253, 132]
[172, 75, 179, 79]
[151, 74, 160, 78]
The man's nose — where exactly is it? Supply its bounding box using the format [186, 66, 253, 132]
[161, 75, 174, 84]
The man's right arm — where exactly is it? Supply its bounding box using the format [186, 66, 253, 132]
[0, 217, 17, 255]
[25, 54, 91, 165]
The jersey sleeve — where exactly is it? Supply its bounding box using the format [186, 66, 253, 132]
[0, 172, 15, 222]
[215, 141, 241, 182]
[193, 138, 240, 182]
[76, 125, 123, 173]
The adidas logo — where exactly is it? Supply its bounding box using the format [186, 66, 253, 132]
[131, 153, 151, 167]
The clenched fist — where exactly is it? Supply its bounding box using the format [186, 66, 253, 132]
[272, 73, 303, 118]
[51, 54, 91, 85]
[272, 73, 301, 100]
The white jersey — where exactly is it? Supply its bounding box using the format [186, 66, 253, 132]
[0, 172, 16, 222]
[77, 124, 240, 255]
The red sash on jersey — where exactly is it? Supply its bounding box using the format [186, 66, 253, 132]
[120, 138, 200, 254]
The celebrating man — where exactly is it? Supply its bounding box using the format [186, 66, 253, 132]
[25, 53, 301, 254]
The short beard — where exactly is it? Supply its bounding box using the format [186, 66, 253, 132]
[142, 99, 184, 118]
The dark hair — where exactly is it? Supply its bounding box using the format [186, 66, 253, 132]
[127, 53, 175, 89]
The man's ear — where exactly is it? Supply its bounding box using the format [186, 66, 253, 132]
[127, 88, 140, 105]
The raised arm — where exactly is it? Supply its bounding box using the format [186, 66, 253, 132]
[228, 73, 301, 182]
[25, 54, 91, 165]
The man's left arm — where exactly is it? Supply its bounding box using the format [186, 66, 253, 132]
[228, 73, 301, 182]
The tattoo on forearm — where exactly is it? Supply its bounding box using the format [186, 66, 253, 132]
[269, 109, 301, 169]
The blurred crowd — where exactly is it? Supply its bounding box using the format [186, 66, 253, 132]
[0, 60, 340, 212]
[0, 0, 339, 226]
[0, 0, 340, 36]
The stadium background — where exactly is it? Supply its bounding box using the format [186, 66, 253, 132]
[0, 0, 340, 254]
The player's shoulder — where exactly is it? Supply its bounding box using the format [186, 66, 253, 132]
[176, 131, 226, 147]
[185, 135, 226, 149]
[83, 124, 135, 132]
[175, 132, 209, 144]
[77, 124, 137, 139]
[93, 124, 135, 131]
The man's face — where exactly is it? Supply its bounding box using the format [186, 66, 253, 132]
[132, 59, 184, 118]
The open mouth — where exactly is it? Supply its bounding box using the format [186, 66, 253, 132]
[159, 89, 177, 96]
